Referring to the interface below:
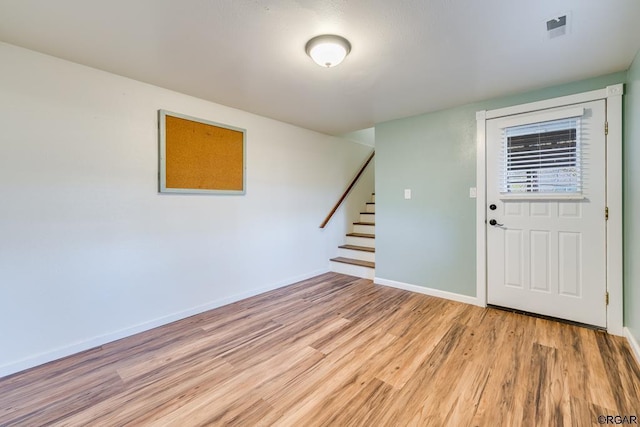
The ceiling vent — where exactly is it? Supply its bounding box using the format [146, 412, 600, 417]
[546, 14, 568, 38]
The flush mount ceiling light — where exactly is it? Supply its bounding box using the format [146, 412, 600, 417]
[305, 34, 351, 68]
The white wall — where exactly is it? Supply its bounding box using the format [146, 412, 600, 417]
[0, 42, 372, 377]
[340, 128, 375, 147]
[337, 127, 376, 223]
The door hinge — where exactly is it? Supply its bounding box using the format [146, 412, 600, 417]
[605, 121, 609, 135]
[605, 207, 609, 220]
[606, 292, 610, 305]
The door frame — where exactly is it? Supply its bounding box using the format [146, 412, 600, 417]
[475, 84, 624, 335]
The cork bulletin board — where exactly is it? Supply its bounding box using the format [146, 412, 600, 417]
[158, 110, 246, 194]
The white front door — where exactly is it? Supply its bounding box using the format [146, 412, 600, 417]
[486, 100, 607, 327]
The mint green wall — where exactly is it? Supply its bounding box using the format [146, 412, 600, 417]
[375, 71, 627, 296]
[624, 51, 640, 341]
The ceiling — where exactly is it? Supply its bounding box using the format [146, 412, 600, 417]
[1, 0, 639, 135]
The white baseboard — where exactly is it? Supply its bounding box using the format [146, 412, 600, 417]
[624, 327, 640, 368]
[0, 268, 328, 379]
[374, 277, 482, 307]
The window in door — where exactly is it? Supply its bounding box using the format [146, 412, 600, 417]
[501, 116, 582, 195]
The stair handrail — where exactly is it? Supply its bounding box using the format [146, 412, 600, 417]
[319, 150, 375, 229]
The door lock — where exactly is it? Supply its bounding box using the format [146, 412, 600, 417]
[489, 204, 497, 210]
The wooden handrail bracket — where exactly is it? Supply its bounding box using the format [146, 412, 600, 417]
[320, 150, 375, 228]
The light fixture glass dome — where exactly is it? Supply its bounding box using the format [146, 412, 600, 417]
[305, 35, 351, 68]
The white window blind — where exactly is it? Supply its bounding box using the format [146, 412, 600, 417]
[501, 116, 582, 195]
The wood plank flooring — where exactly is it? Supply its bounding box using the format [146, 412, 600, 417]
[1, 272, 638, 426]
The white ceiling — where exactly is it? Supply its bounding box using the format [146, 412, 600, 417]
[1, 0, 639, 135]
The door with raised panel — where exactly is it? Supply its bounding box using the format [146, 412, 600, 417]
[486, 100, 607, 327]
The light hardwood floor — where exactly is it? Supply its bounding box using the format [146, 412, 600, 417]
[1, 273, 639, 426]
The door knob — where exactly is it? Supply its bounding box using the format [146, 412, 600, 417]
[489, 219, 504, 226]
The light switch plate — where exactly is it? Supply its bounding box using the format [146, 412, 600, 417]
[404, 189, 411, 199]
[469, 187, 477, 198]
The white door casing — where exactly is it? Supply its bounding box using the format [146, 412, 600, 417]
[486, 101, 606, 327]
[475, 84, 624, 335]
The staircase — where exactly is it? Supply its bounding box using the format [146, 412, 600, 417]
[330, 193, 375, 279]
